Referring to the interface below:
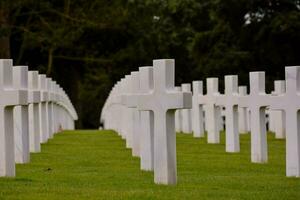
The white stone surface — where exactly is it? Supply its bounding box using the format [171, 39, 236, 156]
[201, 78, 220, 143]
[181, 83, 192, 134]
[28, 71, 41, 152]
[0, 59, 27, 177]
[120, 78, 127, 140]
[216, 75, 240, 152]
[192, 81, 205, 138]
[46, 78, 54, 139]
[272, 81, 286, 139]
[38, 75, 48, 143]
[122, 72, 141, 157]
[175, 87, 182, 133]
[139, 66, 154, 171]
[131, 72, 141, 157]
[270, 66, 300, 177]
[267, 106, 275, 132]
[238, 86, 249, 134]
[137, 59, 192, 185]
[239, 72, 270, 163]
[124, 75, 133, 149]
[13, 66, 29, 164]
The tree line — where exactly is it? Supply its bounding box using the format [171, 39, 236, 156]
[1, 0, 299, 128]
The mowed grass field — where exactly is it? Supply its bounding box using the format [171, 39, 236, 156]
[0, 130, 299, 200]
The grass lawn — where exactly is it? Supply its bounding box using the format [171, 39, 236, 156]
[0, 130, 299, 200]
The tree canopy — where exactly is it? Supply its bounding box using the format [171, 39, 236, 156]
[1, 0, 300, 128]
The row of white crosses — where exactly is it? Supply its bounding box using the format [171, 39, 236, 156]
[176, 67, 300, 177]
[101, 59, 300, 185]
[101, 59, 192, 185]
[0, 59, 78, 177]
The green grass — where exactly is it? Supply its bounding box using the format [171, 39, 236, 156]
[0, 130, 299, 200]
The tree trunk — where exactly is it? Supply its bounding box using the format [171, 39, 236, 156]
[46, 47, 54, 76]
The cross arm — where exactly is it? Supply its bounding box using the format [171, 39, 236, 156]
[216, 94, 239, 107]
[28, 90, 41, 104]
[0, 89, 27, 106]
[122, 93, 139, 108]
[166, 91, 192, 110]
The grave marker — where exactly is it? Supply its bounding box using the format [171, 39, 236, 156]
[28, 71, 41, 152]
[13, 66, 29, 163]
[181, 83, 192, 134]
[216, 75, 240, 152]
[270, 66, 300, 177]
[272, 80, 286, 139]
[0, 60, 27, 176]
[200, 78, 220, 143]
[38, 75, 49, 143]
[46, 78, 54, 138]
[137, 59, 192, 184]
[122, 72, 141, 157]
[139, 66, 154, 171]
[192, 81, 205, 138]
[175, 87, 182, 133]
[238, 86, 249, 134]
[239, 72, 270, 163]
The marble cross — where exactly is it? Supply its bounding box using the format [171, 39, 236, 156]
[192, 81, 205, 138]
[239, 72, 270, 163]
[272, 80, 286, 139]
[175, 87, 182, 133]
[137, 59, 192, 185]
[216, 75, 240, 152]
[13, 66, 29, 164]
[51, 81, 59, 133]
[122, 71, 141, 157]
[130, 72, 141, 157]
[0, 59, 27, 177]
[124, 75, 133, 149]
[139, 66, 154, 171]
[200, 78, 220, 143]
[119, 78, 128, 140]
[181, 83, 192, 134]
[28, 71, 41, 152]
[38, 74, 49, 143]
[46, 78, 54, 139]
[238, 86, 249, 134]
[270, 66, 300, 177]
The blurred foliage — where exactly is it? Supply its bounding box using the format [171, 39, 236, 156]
[0, 0, 300, 128]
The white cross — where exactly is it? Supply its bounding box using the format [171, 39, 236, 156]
[28, 71, 41, 152]
[0, 59, 27, 177]
[238, 86, 249, 134]
[123, 75, 133, 148]
[139, 66, 154, 171]
[192, 81, 205, 138]
[271, 80, 286, 139]
[119, 78, 128, 140]
[122, 72, 141, 157]
[175, 87, 182, 133]
[46, 78, 54, 139]
[270, 66, 300, 177]
[13, 66, 29, 164]
[38, 74, 49, 143]
[137, 59, 192, 185]
[200, 78, 220, 143]
[239, 72, 270, 163]
[129, 72, 140, 157]
[108, 82, 122, 132]
[216, 75, 240, 152]
[181, 83, 192, 134]
[51, 81, 59, 133]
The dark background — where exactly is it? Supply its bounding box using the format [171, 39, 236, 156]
[1, 0, 300, 128]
